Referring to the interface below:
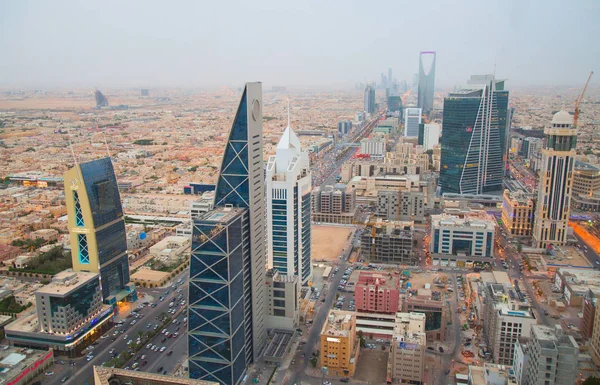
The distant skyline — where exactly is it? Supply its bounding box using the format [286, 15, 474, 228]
[0, 0, 598, 89]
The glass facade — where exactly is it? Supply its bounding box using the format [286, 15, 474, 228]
[48, 278, 100, 321]
[77, 234, 89, 264]
[301, 192, 312, 283]
[79, 158, 124, 227]
[271, 198, 288, 273]
[189, 210, 249, 385]
[440, 85, 509, 194]
[73, 191, 84, 227]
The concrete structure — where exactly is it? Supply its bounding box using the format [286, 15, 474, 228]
[148, 235, 190, 263]
[312, 184, 357, 224]
[376, 190, 401, 221]
[404, 108, 422, 137]
[354, 272, 401, 314]
[572, 161, 600, 212]
[430, 211, 496, 264]
[417, 51, 436, 116]
[482, 282, 537, 365]
[514, 325, 578, 385]
[190, 192, 215, 219]
[266, 122, 312, 285]
[130, 269, 170, 288]
[377, 190, 425, 222]
[388, 312, 426, 385]
[402, 294, 447, 341]
[468, 363, 518, 385]
[422, 123, 440, 151]
[64, 157, 136, 304]
[94, 366, 217, 385]
[533, 111, 577, 248]
[320, 310, 359, 377]
[501, 189, 535, 238]
[189, 83, 266, 385]
[360, 134, 386, 159]
[0, 347, 54, 385]
[554, 268, 600, 307]
[360, 220, 415, 265]
[338, 120, 353, 136]
[265, 270, 299, 330]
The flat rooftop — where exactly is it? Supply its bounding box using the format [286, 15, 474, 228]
[356, 271, 400, 290]
[543, 246, 591, 268]
[264, 329, 296, 359]
[131, 269, 170, 283]
[322, 310, 355, 338]
[0, 346, 53, 384]
[36, 270, 99, 296]
[431, 212, 496, 230]
[94, 366, 218, 385]
[195, 206, 245, 224]
[557, 268, 600, 293]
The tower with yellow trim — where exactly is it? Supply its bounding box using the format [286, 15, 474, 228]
[64, 157, 136, 305]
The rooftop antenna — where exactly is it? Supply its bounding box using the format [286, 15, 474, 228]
[102, 132, 112, 158]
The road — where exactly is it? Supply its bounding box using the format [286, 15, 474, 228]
[38, 268, 189, 385]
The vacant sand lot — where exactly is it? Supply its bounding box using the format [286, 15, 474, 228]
[312, 225, 353, 262]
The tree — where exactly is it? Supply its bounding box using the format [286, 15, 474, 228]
[583, 377, 600, 385]
[517, 243, 523, 253]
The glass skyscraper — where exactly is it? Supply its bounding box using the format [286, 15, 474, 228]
[439, 75, 509, 195]
[189, 82, 267, 385]
[418, 51, 436, 116]
[364, 84, 376, 114]
[64, 157, 135, 304]
[266, 124, 312, 285]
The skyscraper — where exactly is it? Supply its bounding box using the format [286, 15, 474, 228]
[404, 107, 422, 137]
[533, 111, 576, 249]
[364, 84, 376, 114]
[64, 157, 136, 304]
[439, 75, 509, 194]
[417, 51, 436, 116]
[266, 119, 312, 285]
[188, 83, 267, 385]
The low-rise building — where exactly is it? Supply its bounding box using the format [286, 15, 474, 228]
[501, 189, 535, 238]
[312, 184, 357, 225]
[29, 228, 59, 242]
[554, 268, 600, 307]
[93, 366, 217, 385]
[360, 220, 415, 265]
[482, 282, 537, 365]
[513, 325, 578, 385]
[468, 363, 518, 385]
[354, 271, 400, 314]
[402, 293, 447, 341]
[0, 347, 54, 385]
[430, 210, 496, 266]
[388, 312, 426, 385]
[148, 235, 190, 263]
[320, 310, 360, 377]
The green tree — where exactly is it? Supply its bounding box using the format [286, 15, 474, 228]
[583, 377, 600, 385]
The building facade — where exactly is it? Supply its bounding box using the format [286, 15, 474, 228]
[515, 325, 578, 385]
[64, 157, 135, 304]
[360, 134, 386, 159]
[312, 184, 357, 224]
[439, 76, 509, 194]
[338, 120, 353, 136]
[404, 108, 422, 137]
[388, 312, 426, 385]
[501, 189, 535, 237]
[354, 272, 400, 314]
[265, 270, 299, 330]
[417, 51, 436, 116]
[364, 84, 376, 115]
[188, 83, 267, 385]
[533, 111, 577, 248]
[422, 123, 440, 151]
[320, 310, 360, 377]
[572, 161, 600, 212]
[360, 220, 415, 265]
[266, 124, 312, 285]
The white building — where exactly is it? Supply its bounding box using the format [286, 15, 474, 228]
[533, 111, 577, 248]
[148, 235, 190, 263]
[265, 270, 299, 330]
[430, 211, 496, 263]
[388, 312, 426, 385]
[404, 108, 422, 137]
[265, 121, 313, 285]
[360, 134, 386, 159]
[422, 123, 440, 151]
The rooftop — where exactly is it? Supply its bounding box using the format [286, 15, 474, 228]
[543, 246, 592, 268]
[556, 267, 600, 293]
[356, 271, 400, 290]
[36, 270, 99, 296]
[431, 211, 496, 230]
[93, 366, 218, 385]
[0, 347, 53, 384]
[322, 310, 355, 338]
[196, 206, 245, 224]
[469, 363, 518, 385]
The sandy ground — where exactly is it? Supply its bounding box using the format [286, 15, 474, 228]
[353, 349, 388, 383]
[312, 225, 353, 262]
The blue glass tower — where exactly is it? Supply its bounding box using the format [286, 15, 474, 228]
[189, 82, 266, 385]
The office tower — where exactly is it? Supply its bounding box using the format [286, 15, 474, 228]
[404, 108, 422, 137]
[189, 83, 266, 385]
[140, 88, 150, 97]
[265, 121, 312, 285]
[64, 157, 135, 303]
[359, 134, 386, 159]
[364, 84, 376, 114]
[389, 313, 426, 385]
[417, 51, 436, 116]
[532, 111, 576, 249]
[388, 68, 392, 87]
[94, 90, 108, 108]
[521, 137, 543, 160]
[514, 325, 578, 385]
[265, 270, 299, 330]
[439, 75, 509, 194]
[337, 120, 353, 136]
[387, 95, 401, 113]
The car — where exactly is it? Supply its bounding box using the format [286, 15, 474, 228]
[123, 334, 128, 340]
[340, 378, 350, 383]
[61, 376, 70, 383]
[161, 337, 167, 343]
[427, 347, 434, 351]
[157, 367, 164, 373]
[167, 350, 173, 356]
[141, 354, 146, 360]
[444, 369, 451, 375]
[45, 371, 54, 376]
[464, 342, 471, 347]
[109, 348, 116, 354]
[160, 346, 166, 352]
[300, 353, 305, 358]
[438, 347, 444, 353]
[127, 340, 133, 345]
[87, 356, 94, 361]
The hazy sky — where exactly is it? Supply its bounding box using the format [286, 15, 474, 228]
[1, 0, 598, 89]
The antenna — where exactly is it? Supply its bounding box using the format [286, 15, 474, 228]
[287, 98, 290, 127]
[102, 132, 112, 158]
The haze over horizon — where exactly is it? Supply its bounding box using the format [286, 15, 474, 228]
[0, 0, 598, 89]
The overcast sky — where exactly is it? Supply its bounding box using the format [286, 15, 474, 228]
[1, 0, 598, 89]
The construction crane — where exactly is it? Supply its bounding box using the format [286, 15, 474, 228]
[574, 71, 594, 128]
